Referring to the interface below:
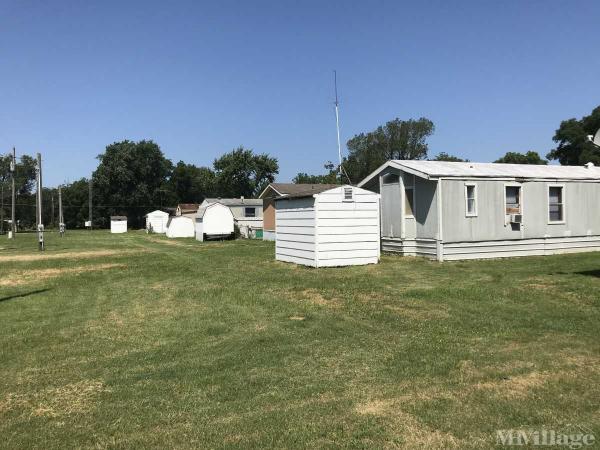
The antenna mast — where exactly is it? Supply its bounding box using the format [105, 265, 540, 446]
[334, 70, 342, 178]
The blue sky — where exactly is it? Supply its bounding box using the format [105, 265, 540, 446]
[1, 0, 599, 187]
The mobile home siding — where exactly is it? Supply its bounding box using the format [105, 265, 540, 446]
[441, 179, 600, 242]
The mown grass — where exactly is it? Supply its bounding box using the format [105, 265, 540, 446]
[0, 231, 599, 449]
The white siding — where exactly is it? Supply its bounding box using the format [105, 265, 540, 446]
[275, 186, 381, 267]
[275, 197, 317, 266]
[315, 187, 380, 267]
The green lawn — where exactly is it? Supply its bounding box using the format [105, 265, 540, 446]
[0, 231, 599, 449]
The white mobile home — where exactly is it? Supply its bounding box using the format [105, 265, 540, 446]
[275, 185, 380, 267]
[166, 215, 195, 238]
[359, 160, 600, 261]
[110, 216, 127, 233]
[195, 202, 235, 241]
[145, 210, 169, 233]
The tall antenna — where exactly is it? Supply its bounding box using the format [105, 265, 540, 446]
[10, 147, 16, 239]
[334, 70, 342, 177]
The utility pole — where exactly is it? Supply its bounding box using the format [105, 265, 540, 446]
[88, 178, 92, 230]
[51, 194, 55, 229]
[36, 152, 44, 251]
[10, 147, 16, 238]
[58, 185, 65, 237]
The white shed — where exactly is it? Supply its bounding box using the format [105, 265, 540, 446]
[275, 185, 380, 267]
[166, 215, 195, 238]
[145, 210, 169, 233]
[195, 202, 235, 241]
[110, 216, 127, 234]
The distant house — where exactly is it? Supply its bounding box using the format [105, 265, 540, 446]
[259, 183, 338, 241]
[199, 198, 263, 232]
[145, 210, 169, 233]
[110, 216, 127, 234]
[274, 185, 380, 267]
[359, 160, 600, 261]
[175, 204, 200, 216]
[195, 202, 235, 241]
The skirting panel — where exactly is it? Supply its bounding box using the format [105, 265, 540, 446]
[382, 236, 600, 261]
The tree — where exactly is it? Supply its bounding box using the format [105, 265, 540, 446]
[93, 140, 173, 228]
[0, 153, 38, 229]
[547, 106, 600, 165]
[169, 161, 216, 203]
[431, 152, 468, 162]
[344, 117, 435, 182]
[293, 162, 338, 184]
[494, 151, 547, 165]
[213, 147, 278, 198]
[60, 178, 92, 229]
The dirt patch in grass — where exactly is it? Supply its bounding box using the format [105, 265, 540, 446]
[269, 288, 342, 309]
[0, 263, 127, 287]
[0, 380, 110, 418]
[289, 316, 306, 321]
[355, 398, 464, 448]
[383, 302, 449, 320]
[0, 249, 142, 263]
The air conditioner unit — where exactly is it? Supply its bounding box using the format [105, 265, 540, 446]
[509, 214, 522, 224]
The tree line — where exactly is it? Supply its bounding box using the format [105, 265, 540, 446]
[295, 105, 600, 184]
[0, 142, 278, 230]
[2, 105, 598, 231]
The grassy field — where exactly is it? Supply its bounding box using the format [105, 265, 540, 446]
[0, 231, 599, 449]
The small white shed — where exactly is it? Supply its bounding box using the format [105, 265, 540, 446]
[166, 215, 195, 238]
[195, 202, 235, 241]
[275, 185, 380, 267]
[110, 216, 127, 234]
[145, 210, 169, 233]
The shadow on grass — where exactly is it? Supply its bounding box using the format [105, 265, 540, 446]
[0, 289, 51, 303]
[575, 270, 600, 278]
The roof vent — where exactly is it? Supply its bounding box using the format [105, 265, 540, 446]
[585, 162, 595, 169]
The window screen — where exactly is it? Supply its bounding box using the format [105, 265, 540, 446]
[548, 186, 564, 222]
[505, 186, 521, 214]
[244, 207, 256, 217]
[466, 185, 476, 216]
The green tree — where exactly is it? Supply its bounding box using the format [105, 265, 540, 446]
[547, 106, 600, 165]
[59, 178, 92, 229]
[213, 147, 278, 198]
[93, 140, 173, 228]
[344, 117, 435, 182]
[169, 162, 216, 203]
[494, 151, 547, 165]
[431, 152, 468, 162]
[293, 162, 338, 184]
[0, 153, 38, 230]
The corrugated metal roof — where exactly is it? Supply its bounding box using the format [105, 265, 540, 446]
[359, 160, 600, 186]
[202, 198, 263, 206]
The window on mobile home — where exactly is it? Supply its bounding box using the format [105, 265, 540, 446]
[505, 186, 521, 214]
[548, 186, 564, 223]
[465, 184, 477, 216]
